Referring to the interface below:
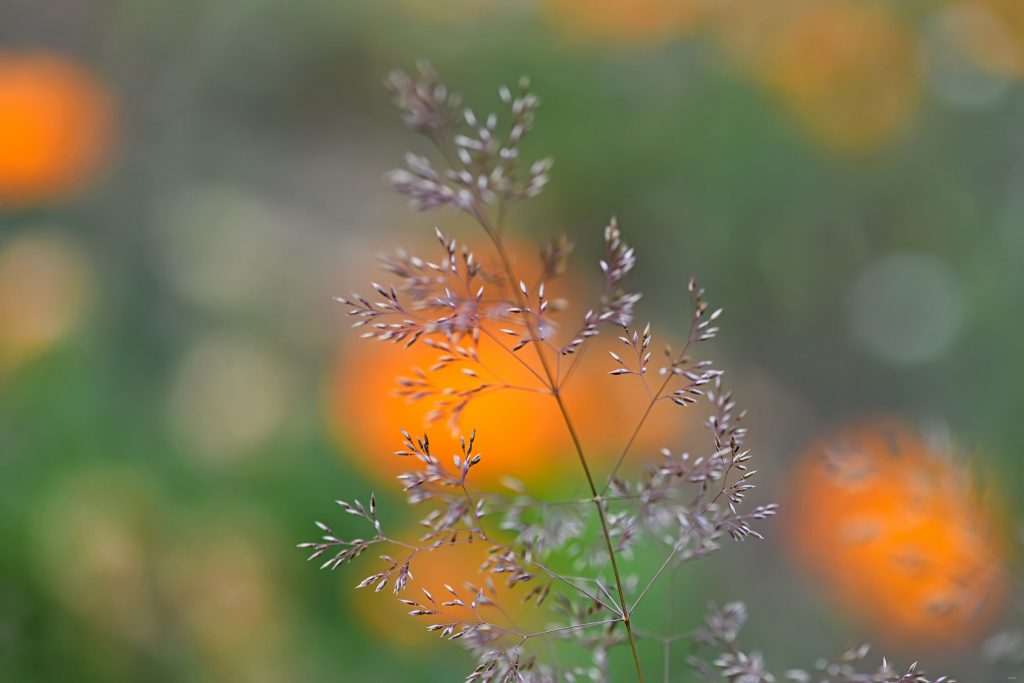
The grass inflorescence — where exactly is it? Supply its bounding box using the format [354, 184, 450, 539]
[300, 61, 952, 683]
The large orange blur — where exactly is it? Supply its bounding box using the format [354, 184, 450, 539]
[787, 418, 1008, 646]
[327, 320, 691, 488]
[767, 2, 920, 152]
[325, 240, 693, 488]
[0, 52, 114, 207]
[712, 0, 920, 152]
[968, 0, 1024, 77]
[331, 330, 570, 485]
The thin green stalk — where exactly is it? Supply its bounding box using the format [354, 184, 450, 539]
[486, 225, 646, 683]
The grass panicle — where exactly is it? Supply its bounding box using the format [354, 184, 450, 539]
[301, 62, 951, 683]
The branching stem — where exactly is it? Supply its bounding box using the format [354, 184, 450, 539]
[483, 216, 646, 683]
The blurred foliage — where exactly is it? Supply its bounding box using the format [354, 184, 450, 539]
[1, 0, 1023, 680]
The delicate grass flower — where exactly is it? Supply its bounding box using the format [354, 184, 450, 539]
[302, 63, 955, 683]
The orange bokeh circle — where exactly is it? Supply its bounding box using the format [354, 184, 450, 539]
[787, 418, 1008, 646]
[0, 52, 114, 206]
[967, 0, 1024, 77]
[710, 0, 921, 152]
[324, 239, 695, 488]
[765, 2, 921, 152]
[329, 330, 571, 486]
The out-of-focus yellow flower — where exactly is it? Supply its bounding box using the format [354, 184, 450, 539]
[159, 517, 290, 679]
[0, 52, 113, 207]
[787, 418, 1008, 646]
[0, 233, 92, 370]
[34, 472, 293, 679]
[32, 469, 162, 644]
[167, 333, 294, 463]
[712, 0, 921, 152]
[544, 0, 703, 45]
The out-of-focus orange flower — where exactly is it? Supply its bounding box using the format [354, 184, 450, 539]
[351, 529, 535, 647]
[768, 2, 920, 151]
[159, 518, 289, 677]
[0, 233, 92, 369]
[330, 331, 573, 486]
[955, 0, 1024, 77]
[325, 241, 691, 488]
[709, 0, 793, 74]
[0, 52, 114, 207]
[787, 418, 1008, 646]
[712, 0, 920, 152]
[544, 0, 703, 45]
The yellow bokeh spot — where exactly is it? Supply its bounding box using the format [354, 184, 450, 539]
[167, 333, 294, 463]
[32, 469, 162, 644]
[0, 233, 92, 370]
[159, 519, 286, 673]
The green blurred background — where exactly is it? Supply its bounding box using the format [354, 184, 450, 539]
[2, 0, 1023, 680]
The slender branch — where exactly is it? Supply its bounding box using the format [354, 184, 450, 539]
[480, 212, 646, 683]
[630, 534, 689, 614]
[600, 371, 674, 495]
[600, 314, 701, 494]
[524, 617, 622, 640]
[467, 526, 621, 616]
[478, 326, 550, 386]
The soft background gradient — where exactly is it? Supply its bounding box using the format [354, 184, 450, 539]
[2, 0, 1022, 680]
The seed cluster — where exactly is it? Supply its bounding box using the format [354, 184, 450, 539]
[301, 63, 953, 683]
